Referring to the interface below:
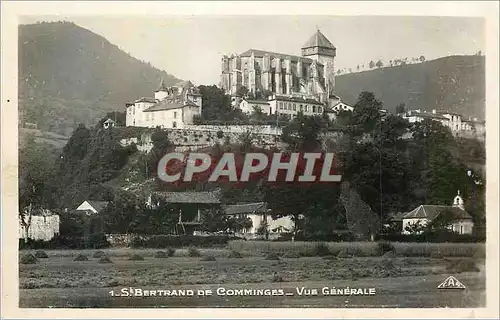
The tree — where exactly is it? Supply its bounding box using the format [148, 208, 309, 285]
[395, 102, 406, 115]
[419, 55, 426, 62]
[256, 219, 270, 239]
[148, 129, 173, 175]
[198, 85, 233, 121]
[369, 60, 375, 69]
[19, 136, 59, 240]
[250, 105, 266, 122]
[375, 60, 384, 68]
[281, 112, 328, 151]
[236, 86, 249, 97]
[339, 181, 380, 241]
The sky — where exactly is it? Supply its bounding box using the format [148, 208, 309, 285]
[21, 15, 485, 85]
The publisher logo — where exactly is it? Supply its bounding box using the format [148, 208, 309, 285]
[437, 276, 466, 289]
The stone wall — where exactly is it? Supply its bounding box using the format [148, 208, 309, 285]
[120, 127, 281, 153]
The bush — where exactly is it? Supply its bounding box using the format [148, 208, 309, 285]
[377, 231, 485, 243]
[20, 253, 38, 264]
[188, 247, 201, 257]
[154, 251, 167, 258]
[430, 250, 445, 259]
[19, 233, 110, 250]
[131, 235, 230, 248]
[314, 243, 333, 257]
[73, 254, 89, 261]
[322, 255, 337, 261]
[129, 254, 144, 261]
[265, 253, 280, 260]
[228, 240, 380, 257]
[34, 250, 49, 258]
[382, 251, 397, 258]
[99, 256, 112, 264]
[283, 252, 300, 258]
[201, 255, 216, 261]
[167, 247, 176, 257]
[93, 250, 106, 258]
[377, 241, 395, 255]
[228, 250, 243, 258]
[445, 259, 480, 273]
[337, 249, 353, 258]
[216, 130, 224, 139]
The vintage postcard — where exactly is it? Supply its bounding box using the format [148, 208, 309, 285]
[1, 1, 499, 319]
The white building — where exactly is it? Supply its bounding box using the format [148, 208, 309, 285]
[403, 109, 485, 139]
[223, 202, 294, 239]
[401, 191, 473, 235]
[239, 99, 272, 115]
[269, 94, 325, 119]
[19, 208, 60, 241]
[126, 80, 203, 129]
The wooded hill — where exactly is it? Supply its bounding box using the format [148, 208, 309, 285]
[336, 55, 485, 120]
[19, 21, 181, 136]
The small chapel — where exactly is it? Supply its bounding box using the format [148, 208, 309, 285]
[401, 191, 474, 235]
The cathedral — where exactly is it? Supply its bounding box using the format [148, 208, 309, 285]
[220, 29, 337, 104]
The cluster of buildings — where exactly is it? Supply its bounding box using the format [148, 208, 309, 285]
[402, 109, 485, 138]
[124, 30, 354, 129]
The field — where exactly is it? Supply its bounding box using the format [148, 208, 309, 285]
[19, 243, 486, 308]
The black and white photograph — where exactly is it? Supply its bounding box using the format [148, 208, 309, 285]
[1, 1, 499, 316]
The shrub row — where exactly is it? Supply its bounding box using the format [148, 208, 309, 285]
[130, 235, 237, 248]
[228, 240, 485, 258]
[19, 233, 110, 250]
[377, 231, 486, 243]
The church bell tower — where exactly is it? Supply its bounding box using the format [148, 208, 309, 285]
[301, 29, 336, 96]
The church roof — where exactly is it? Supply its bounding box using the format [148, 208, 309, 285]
[402, 205, 471, 220]
[240, 49, 314, 63]
[223, 202, 268, 215]
[302, 30, 336, 50]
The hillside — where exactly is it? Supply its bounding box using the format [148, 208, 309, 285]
[19, 21, 181, 135]
[335, 55, 485, 120]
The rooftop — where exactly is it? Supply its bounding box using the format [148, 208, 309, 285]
[239, 49, 315, 63]
[223, 202, 268, 215]
[403, 205, 472, 220]
[244, 99, 270, 105]
[143, 98, 199, 112]
[152, 190, 221, 204]
[302, 30, 336, 50]
[271, 95, 323, 105]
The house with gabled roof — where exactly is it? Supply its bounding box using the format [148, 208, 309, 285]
[223, 202, 294, 239]
[125, 78, 202, 129]
[147, 190, 222, 235]
[76, 200, 110, 216]
[402, 191, 473, 235]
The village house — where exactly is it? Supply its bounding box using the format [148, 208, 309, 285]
[125, 80, 203, 129]
[223, 202, 295, 239]
[239, 99, 272, 115]
[403, 109, 485, 139]
[401, 191, 474, 235]
[75, 200, 110, 216]
[148, 190, 222, 235]
[18, 208, 60, 241]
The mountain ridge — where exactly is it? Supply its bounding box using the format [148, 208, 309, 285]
[335, 55, 485, 120]
[19, 21, 182, 135]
